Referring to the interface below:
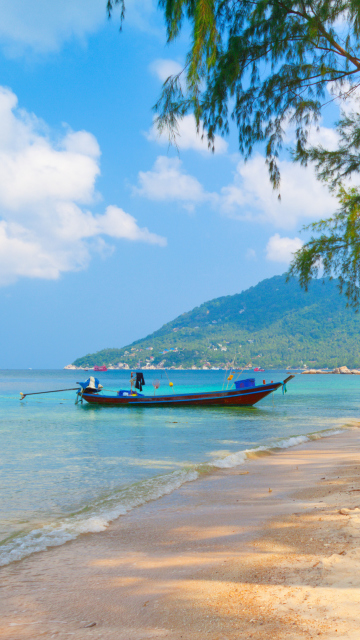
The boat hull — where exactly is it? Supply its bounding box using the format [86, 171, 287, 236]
[81, 378, 293, 407]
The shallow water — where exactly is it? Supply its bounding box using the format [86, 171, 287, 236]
[1, 369, 359, 565]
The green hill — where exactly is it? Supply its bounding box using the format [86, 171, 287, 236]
[72, 275, 360, 370]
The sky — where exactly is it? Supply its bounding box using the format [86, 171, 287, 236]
[0, 0, 347, 368]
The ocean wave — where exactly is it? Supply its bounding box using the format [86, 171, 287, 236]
[212, 428, 345, 468]
[0, 468, 198, 567]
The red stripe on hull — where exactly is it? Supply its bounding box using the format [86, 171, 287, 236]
[82, 383, 282, 407]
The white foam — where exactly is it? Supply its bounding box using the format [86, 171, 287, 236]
[212, 428, 345, 469]
[0, 468, 198, 567]
[274, 435, 310, 449]
[309, 429, 343, 440]
[213, 449, 249, 468]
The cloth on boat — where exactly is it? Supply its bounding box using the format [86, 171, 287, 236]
[77, 377, 103, 394]
[135, 372, 145, 392]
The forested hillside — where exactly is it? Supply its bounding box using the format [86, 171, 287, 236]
[73, 276, 360, 369]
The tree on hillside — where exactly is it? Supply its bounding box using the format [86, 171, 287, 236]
[108, 0, 360, 307]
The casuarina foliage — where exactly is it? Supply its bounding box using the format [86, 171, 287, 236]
[108, 0, 360, 306]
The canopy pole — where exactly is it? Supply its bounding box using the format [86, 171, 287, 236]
[232, 356, 261, 384]
[225, 350, 237, 390]
[163, 368, 174, 392]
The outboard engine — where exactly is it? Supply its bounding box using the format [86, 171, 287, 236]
[76, 377, 103, 404]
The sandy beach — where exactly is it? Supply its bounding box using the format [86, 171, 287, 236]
[2, 427, 360, 640]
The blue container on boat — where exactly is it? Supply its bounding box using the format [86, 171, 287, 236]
[117, 390, 144, 397]
[234, 378, 255, 390]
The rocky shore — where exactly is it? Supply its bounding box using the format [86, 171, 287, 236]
[302, 366, 360, 374]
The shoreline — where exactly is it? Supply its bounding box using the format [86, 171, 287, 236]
[2, 429, 360, 638]
[0, 425, 350, 568]
[63, 366, 264, 371]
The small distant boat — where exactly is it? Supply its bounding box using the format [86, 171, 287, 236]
[253, 367, 265, 372]
[94, 365, 107, 372]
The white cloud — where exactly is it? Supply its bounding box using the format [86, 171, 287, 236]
[91, 205, 164, 244]
[266, 234, 303, 263]
[283, 111, 340, 151]
[326, 80, 360, 116]
[135, 156, 216, 210]
[220, 155, 337, 229]
[0, 86, 166, 286]
[150, 58, 184, 83]
[146, 114, 228, 155]
[139, 112, 339, 229]
[135, 151, 336, 226]
[0, 0, 159, 56]
[305, 124, 339, 150]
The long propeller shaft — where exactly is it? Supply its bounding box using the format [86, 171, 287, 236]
[20, 388, 78, 400]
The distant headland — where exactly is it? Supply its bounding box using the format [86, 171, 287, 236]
[68, 275, 360, 371]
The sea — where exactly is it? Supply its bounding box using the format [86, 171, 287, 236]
[1, 368, 359, 567]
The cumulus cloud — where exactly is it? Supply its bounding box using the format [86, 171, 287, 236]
[266, 234, 303, 263]
[220, 155, 337, 229]
[139, 106, 339, 231]
[135, 156, 216, 210]
[0, 86, 165, 286]
[135, 151, 337, 227]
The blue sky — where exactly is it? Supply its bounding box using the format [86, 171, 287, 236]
[0, 0, 344, 368]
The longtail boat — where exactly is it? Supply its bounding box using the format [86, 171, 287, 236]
[78, 374, 295, 407]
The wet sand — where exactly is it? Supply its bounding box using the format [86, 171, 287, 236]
[2, 428, 360, 640]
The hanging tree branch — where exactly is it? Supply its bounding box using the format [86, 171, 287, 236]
[108, 0, 360, 308]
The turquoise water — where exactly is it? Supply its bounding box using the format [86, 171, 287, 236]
[1, 369, 359, 566]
